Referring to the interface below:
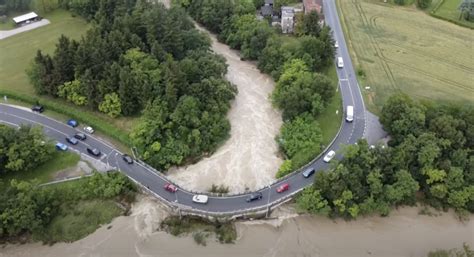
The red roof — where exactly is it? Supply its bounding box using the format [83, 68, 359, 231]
[303, 0, 322, 14]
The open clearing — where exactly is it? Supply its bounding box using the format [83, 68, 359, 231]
[432, 0, 474, 28]
[337, 0, 474, 112]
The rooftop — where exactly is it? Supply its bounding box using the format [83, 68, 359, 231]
[12, 12, 38, 24]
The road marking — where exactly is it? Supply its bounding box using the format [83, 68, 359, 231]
[0, 120, 20, 128]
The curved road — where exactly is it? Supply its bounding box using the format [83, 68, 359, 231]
[0, 0, 365, 215]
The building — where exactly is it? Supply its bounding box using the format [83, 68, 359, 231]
[261, 5, 273, 17]
[281, 6, 295, 34]
[265, 0, 274, 6]
[303, 0, 323, 15]
[12, 12, 40, 26]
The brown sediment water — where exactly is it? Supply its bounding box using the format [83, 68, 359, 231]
[166, 22, 283, 193]
[1, 197, 473, 257]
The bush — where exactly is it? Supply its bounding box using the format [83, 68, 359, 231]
[275, 160, 293, 178]
[208, 184, 230, 194]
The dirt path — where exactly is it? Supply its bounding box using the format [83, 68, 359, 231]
[166, 24, 283, 193]
[0, 19, 50, 40]
[2, 198, 472, 257]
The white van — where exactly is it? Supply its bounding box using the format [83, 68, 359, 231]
[346, 105, 354, 122]
[337, 57, 344, 68]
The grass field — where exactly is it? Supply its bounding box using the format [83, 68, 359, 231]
[1, 151, 80, 184]
[337, 0, 474, 113]
[432, 0, 474, 28]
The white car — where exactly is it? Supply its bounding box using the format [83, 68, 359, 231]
[192, 194, 209, 204]
[335, 41, 339, 48]
[323, 150, 336, 163]
[84, 126, 94, 134]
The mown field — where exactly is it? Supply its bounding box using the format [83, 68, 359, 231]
[0, 9, 139, 147]
[337, 0, 474, 113]
[432, 0, 474, 28]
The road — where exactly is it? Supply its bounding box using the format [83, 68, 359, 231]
[0, 0, 366, 216]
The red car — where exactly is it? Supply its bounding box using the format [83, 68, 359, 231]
[164, 183, 178, 193]
[276, 183, 289, 193]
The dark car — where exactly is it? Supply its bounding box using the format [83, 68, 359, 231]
[74, 133, 87, 140]
[302, 168, 315, 178]
[86, 147, 101, 157]
[67, 119, 78, 127]
[122, 154, 133, 164]
[246, 192, 263, 202]
[66, 136, 79, 145]
[31, 105, 44, 113]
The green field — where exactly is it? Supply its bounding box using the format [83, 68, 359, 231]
[1, 151, 80, 184]
[432, 0, 474, 28]
[337, 0, 474, 113]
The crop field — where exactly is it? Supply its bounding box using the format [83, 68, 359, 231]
[432, 0, 474, 28]
[337, 0, 474, 112]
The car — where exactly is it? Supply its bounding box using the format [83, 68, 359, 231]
[31, 105, 44, 113]
[86, 147, 101, 157]
[122, 154, 133, 164]
[66, 136, 79, 145]
[192, 194, 209, 204]
[302, 167, 315, 178]
[164, 183, 178, 193]
[55, 142, 68, 151]
[276, 183, 290, 193]
[335, 41, 339, 48]
[83, 126, 94, 134]
[337, 57, 344, 68]
[323, 150, 336, 163]
[246, 192, 263, 202]
[74, 133, 87, 140]
[67, 119, 78, 127]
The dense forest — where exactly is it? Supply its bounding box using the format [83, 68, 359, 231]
[297, 94, 474, 218]
[175, 0, 337, 173]
[27, 0, 237, 169]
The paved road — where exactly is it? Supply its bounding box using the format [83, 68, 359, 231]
[0, 0, 366, 216]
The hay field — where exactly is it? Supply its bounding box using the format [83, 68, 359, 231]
[337, 0, 474, 112]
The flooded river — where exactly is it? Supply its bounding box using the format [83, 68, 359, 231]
[2, 197, 472, 257]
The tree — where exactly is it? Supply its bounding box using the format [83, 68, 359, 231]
[296, 187, 331, 216]
[58, 80, 88, 106]
[295, 11, 321, 37]
[98, 92, 122, 117]
[278, 114, 322, 159]
[385, 170, 419, 205]
[257, 36, 286, 79]
[416, 0, 432, 9]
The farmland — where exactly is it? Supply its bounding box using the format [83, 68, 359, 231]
[337, 0, 474, 113]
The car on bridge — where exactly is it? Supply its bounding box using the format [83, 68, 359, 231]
[323, 150, 336, 163]
[276, 183, 289, 193]
[302, 167, 315, 178]
[31, 105, 44, 113]
[67, 119, 78, 127]
[87, 147, 101, 157]
[66, 136, 79, 145]
[192, 194, 208, 204]
[74, 133, 87, 140]
[246, 192, 263, 202]
[164, 183, 178, 193]
[122, 154, 133, 164]
[55, 142, 68, 151]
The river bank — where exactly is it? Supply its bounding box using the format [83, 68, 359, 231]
[2, 196, 472, 257]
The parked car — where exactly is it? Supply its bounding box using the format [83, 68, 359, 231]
[66, 136, 79, 145]
[67, 119, 78, 127]
[302, 167, 315, 178]
[323, 150, 336, 163]
[246, 192, 263, 202]
[164, 183, 178, 193]
[86, 147, 101, 157]
[55, 142, 68, 151]
[74, 133, 87, 140]
[83, 126, 94, 134]
[192, 194, 209, 204]
[122, 154, 133, 164]
[276, 183, 290, 193]
[31, 105, 44, 113]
